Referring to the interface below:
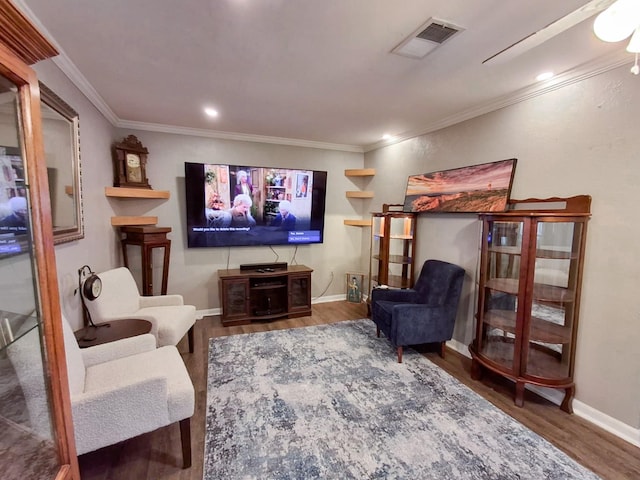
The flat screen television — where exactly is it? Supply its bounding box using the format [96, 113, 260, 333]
[184, 162, 327, 247]
[403, 158, 517, 213]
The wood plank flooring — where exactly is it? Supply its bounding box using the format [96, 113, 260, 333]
[77, 301, 640, 480]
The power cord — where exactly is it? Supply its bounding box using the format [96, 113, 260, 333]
[315, 271, 334, 299]
[290, 245, 299, 265]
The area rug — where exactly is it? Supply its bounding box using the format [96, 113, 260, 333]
[204, 320, 600, 479]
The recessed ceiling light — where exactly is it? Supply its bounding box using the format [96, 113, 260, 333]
[382, 134, 392, 140]
[204, 107, 219, 118]
[536, 71, 554, 81]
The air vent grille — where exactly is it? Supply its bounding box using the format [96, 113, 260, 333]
[391, 18, 464, 59]
[416, 22, 459, 44]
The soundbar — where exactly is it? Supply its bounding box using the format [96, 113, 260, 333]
[239, 262, 288, 272]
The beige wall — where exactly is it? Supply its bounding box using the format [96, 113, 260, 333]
[35, 57, 638, 439]
[365, 64, 640, 432]
[111, 129, 365, 310]
[34, 61, 366, 324]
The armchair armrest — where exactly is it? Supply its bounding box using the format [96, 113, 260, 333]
[139, 294, 184, 308]
[71, 375, 170, 455]
[81, 334, 157, 367]
[371, 287, 417, 304]
[390, 303, 457, 345]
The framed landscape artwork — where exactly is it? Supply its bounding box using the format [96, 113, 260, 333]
[403, 158, 517, 213]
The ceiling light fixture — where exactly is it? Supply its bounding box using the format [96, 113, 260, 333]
[536, 71, 554, 81]
[593, 0, 640, 74]
[382, 134, 392, 140]
[204, 107, 219, 118]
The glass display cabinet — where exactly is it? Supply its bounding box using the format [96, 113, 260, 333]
[368, 204, 416, 296]
[469, 196, 591, 412]
[0, 4, 79, 479]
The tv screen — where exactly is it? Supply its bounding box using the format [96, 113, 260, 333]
[185, 162, 327, 247]
[403, 158, 517, 213]
[0, 146, 29, 258]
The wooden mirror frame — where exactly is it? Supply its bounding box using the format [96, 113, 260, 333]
[39, 82, 84, 244]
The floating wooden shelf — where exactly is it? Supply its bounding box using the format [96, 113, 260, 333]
[344, 219, 372, 227]
[346, 191, 374, 198]
[344, 168, 376, 177]
[105, 187, 170, 199]
[345, 168, 376, 177]
[111, 216, 158, 226]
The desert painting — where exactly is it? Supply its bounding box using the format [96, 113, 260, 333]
[403, 159, 517, 213]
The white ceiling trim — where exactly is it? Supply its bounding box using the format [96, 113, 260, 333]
[364, 49, 631, 153]
[116, 120, 365, 153]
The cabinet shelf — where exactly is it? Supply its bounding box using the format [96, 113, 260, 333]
[485, 278, 574, 303]
[488, 246, 576, 260]
[483, 309, 571, 344]
[0, 311, 38, 353]
[372, 254, 412, 265]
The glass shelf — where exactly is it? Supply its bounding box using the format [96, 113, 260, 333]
[0, 311, 38, 352]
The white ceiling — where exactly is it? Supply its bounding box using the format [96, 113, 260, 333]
[16, 0, 629, 152]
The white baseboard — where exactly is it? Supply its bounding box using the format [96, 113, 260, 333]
[445, 339, 640, 448]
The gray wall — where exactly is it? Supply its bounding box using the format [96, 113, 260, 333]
[365, 64, 640, 434]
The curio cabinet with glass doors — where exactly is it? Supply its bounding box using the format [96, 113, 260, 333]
[469, 196, 590, 412]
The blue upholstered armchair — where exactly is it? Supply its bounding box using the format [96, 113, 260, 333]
[370, 259, 465, 362]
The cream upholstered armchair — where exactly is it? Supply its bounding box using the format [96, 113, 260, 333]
[84, 267, 196, 352]
[61, 315, 195, 467]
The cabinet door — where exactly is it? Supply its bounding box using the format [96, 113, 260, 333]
[220, 278, 250, 320]
[523, 220, 584, 381]
[288, 273, 311, 314]
[476, 219, 525, 374]
[0, 76, 74, 477]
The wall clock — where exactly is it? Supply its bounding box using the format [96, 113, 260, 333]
[112, 134, 151, 188]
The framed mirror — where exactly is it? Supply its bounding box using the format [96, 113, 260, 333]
[39, 82, 83, 244]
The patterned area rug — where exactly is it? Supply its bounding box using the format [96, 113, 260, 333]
[204, 320, 600, 479]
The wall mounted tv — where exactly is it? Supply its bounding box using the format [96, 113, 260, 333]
[403, 158, 517, 213]
[184, 162, 327, 247]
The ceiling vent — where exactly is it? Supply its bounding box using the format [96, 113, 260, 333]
[392, 18, 464, 59]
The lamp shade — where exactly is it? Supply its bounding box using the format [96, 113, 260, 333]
[627, 27, 640, 51]
[593, 0, 640, 42]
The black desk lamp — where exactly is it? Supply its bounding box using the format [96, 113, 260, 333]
[76, 265, 109, 341]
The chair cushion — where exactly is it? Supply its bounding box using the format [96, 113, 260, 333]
[84, 346, 195, 423]
[61, 315, 86, 395]
[136, 305, 196, 347]
[87, 267, 141, 318]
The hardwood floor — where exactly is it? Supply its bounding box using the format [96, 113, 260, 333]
[78, 301, 639, 479]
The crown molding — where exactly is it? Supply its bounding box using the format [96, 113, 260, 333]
[13, 0, 119, 125]
[364, 50, 631, 153]
[13, 0, 631, 156]
[116, 119, 364, 153]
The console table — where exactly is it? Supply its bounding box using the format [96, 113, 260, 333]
[218, 265, 313, 326]
[120, 225, 171, 295]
